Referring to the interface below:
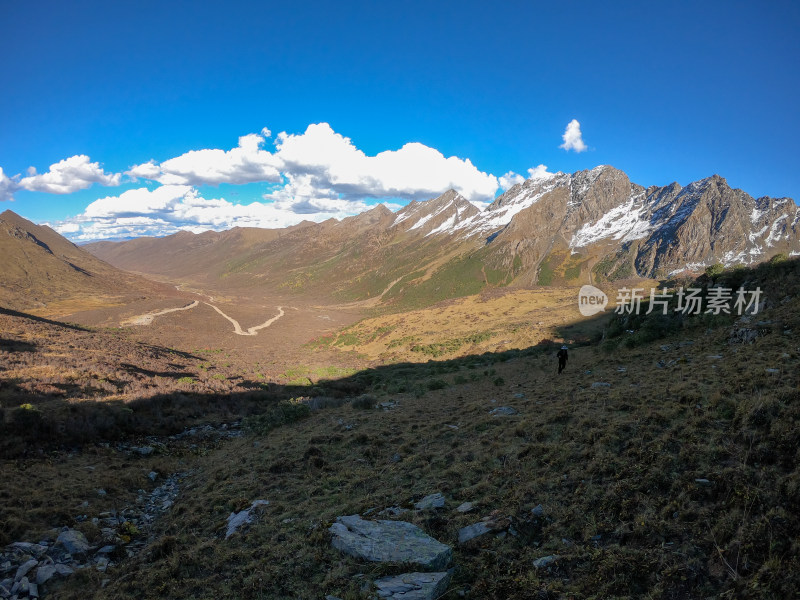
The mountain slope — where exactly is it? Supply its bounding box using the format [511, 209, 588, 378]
[0, 210, 171, 312]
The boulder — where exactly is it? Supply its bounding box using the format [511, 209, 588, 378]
[330, 515, 451, 570]
[225, 500, 270, 539]
[374, 571, 452, 599]
[55, 529, 89, 556]
[414, 493, 445, 510]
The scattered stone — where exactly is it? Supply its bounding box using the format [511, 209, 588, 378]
[55, 529, 89, 556]
[97, 545, 115, 554]
[34, 565, 56, 586]
[97, 488, 107, 496]
[325, 596, 344, 600]
[14, 560, 37, 582]
[531, 504, 544, 517]
[591, 382, 611, 389]
[765, 368, 780, 374]
[414, 493, 445, 510]
[9, 543, 47, 558]
[29, 581, 39, 598]
[390, 453, 402, 463]
[53, 564, 74, 577]
[225, 500, 270, 539]
[695, 478, 712, 486]
[679, 341, 694, 347]
[330, 515, 452, 570]
[130, 445, 155, 456]
[513, 393, 525, 399]
[660, 345, 671, 352]
[457, 522, 493, 544]
[489, 406, 518, 416]
[458, 512, 510, 545]
[377, 506, 409, 518]
[456, 502, 474, 513]
[374, 571, 452, 600]
[707, 355, 723, 360]
[148, 471, 158, 482]
[533, 555, 559, 569]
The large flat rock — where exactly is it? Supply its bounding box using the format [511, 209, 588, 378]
[329, 515, 452, 570]
[374, 571, 452, 599]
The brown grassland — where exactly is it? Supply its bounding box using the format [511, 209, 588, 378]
[1, 259, 799, 599]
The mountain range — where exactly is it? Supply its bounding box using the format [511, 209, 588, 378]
[3, 165, 798, 313]
[82, 165, 799, 308]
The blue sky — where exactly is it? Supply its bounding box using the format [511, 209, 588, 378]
[1, 0, 798, 239]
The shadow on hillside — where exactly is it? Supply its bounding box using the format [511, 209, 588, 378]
[2, 257, 798, 459]
[0, 307, 90, 331]
[0, 338, 37, 352]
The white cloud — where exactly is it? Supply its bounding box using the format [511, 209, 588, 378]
[59, 185, 399, 240]
[273, 123, 498, 203]
[498, 171, 525, 192]
[128, 133, 283, 186]
[527, 164, 552, 178]
[0, 167, 17, 201]
[18, 155, 121, 193]
[497, 165, 553, 192]
[559, 119, 588, 153]
[127, 123, 499, 204]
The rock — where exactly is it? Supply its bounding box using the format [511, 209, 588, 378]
[53, 564, 74, 577]
[456, 502, 474, 513]
[660, 345, 671, 352]
[695, 478, 712, 486]
[14, 560, 37, 582]
[330, 515, 452, 570]
[148, 471, 158, 482]
[374, 571, 452, 600]
[97, 545, 115, 554]
[390, 453, 402, 463]
[414, 493, 445, 510]
[765, 368, 780, 374]
[378, 506, 409, 518]
[533, 555, 559, 568]
[531, 504, 544, 517]
[457, 522, 493, 544]
[489, 406, 518, 416]
[0, 583, 9, 599]
[458, 512, 510, 544]
[12, 576, 29, 595]
[28, 581, 39, 598]
[56, 529, 90, 556]
[591, 382, 611, 389]
[97, 488, 107, 496]
[707, 355, 723, 359]
[8, 543, 47, 558]
[132, 446, 155, 456]
[225, 500, 270, 539]
[34, 565, 56, 586]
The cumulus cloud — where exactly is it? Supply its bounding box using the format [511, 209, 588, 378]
[18, 155, 121, 193]
[497, 164, 554, 192]
[273, 123, 498, 203]
[127, 123, 499, 204]
[58, 184, 399, 240]
[559, 119, 588, 153]
[128, 133, 283, 186]
[0, 167, 16, 201]
[498, 171, 526, 192]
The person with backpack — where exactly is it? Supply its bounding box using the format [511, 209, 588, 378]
[557, 345, 569, 374]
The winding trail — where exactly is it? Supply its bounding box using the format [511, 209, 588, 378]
[204, 303, 285, 336]
[124, 301, 200, 326]
[124, 300, 286, 336]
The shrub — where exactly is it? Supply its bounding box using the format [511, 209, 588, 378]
[351, 394, 377, 409]
[426, 379, 448, 391]
[705, 263, 725, 279]
[243, 400, 311, 435]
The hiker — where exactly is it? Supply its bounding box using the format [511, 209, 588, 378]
[557, 345, 569, 374]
